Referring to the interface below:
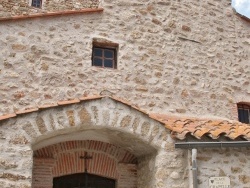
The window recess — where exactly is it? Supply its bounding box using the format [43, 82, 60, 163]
[31, 0, 42, 8]
[92, 38, 118, 69]
[237, 103, 250, 124]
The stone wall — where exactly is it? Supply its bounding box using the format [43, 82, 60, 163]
[0, 0, 99, 18]
[197, 147, 250, 187]
[0, 0, 249, 120]
[0, 0, 250, 187]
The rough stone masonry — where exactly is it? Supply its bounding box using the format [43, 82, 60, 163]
[0, 0, 249, 120]
[0, 0, 249, 188]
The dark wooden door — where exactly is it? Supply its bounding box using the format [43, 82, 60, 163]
[53, 173, 116, 188]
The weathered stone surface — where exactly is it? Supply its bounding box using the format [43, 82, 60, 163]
[49, 114, 56, 130]
[91, 106, 99, 124]
[111, 112, 119, 127]
[13, 91, 25, 99]
[120, 115, 132, 127]
[22, 122, 37, 138]
[0, 131, 6, 139]
[0, 0, 99, 18]
[132, 117, 140, 133]
[9, 135, 28, 145]
[0, 0, 249, 188]
[170, 171, 180, 179]
[11, 44, 28, 52]
[0, 159, 18, 170]
[182, 25, 191, 32]
[0, 1, 249, 120]
[164, 142, 175, 152]
[0, 173, 27, 181]
[78, 107, 91, 125]
[141, 122, 150, 136]
[198, 148, 250, 187]
[231, 167, 243, 173]
[36, 116, 47, 134]
[66, 110, 75, 127]
[239, 175, 250, 184]
[102, 110, 110, 125]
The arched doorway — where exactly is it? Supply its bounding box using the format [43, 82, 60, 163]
[33, 140, 138, 188]
[0, 97, 184, 188]
[27, 97, 172, 188]
[53, 173, 116, 188]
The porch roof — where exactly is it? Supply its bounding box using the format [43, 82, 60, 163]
[0, 95, 249, 141]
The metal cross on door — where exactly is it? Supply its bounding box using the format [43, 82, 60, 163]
[80, 152, 93, 188]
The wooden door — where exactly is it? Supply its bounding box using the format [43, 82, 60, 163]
[53, 173, 116, 188]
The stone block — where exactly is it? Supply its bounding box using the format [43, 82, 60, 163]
[78, 107, 92, 125]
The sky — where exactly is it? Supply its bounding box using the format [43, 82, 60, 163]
[232, 0, 250, 18]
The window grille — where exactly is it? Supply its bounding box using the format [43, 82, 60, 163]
[92, 39, 118, 69]
[32, 0, 42, 8]
[238, 103, 250, 124]
[92, 47, 116, 68]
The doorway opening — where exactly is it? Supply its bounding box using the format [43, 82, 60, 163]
[53, 173, 116, 188]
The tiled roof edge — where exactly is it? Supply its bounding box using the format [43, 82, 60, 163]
[0, 95, 103, 121]
[0, 95, 152, 122]
[0, 8, 104, 22]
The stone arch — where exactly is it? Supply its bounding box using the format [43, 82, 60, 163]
[27, 97, 169, 188]
[0, 97, 188, 188]
[24, 97, 168, 153]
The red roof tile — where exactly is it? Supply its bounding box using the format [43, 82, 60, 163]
[38, 103, 58, 109]
[0, 113, 16, 121]
[149, 113, 250, 140]
[15, 107, 39, 115]
[110, 96, 148, 115]
[79, 95, 103, 101]
[0, 8, 104, 22]
[58, 98, 80, 106]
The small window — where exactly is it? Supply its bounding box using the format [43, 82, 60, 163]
[32, 0, 42, 8]
[237, 103, 250, 124]
[92, 39, 118, 69]
[92, 47, 116, 68]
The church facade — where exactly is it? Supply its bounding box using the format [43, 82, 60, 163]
[0, 0, 249, 187]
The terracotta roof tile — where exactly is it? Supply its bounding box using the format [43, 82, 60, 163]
[209, 129, 226, 138]
[38, 103, 58, 109]
[58, 98, 80, 105]
[15, 107, 39, 115]
[171, 131, 189, 140]
[110, 96, 148, 115]
[193, 129, 209, 138]
[149, 113, 250, 140]
[0, 8, 104, 22]
[79, 95, 103, 101]
[0, 113, 16, 121]
[244, 132, 250, 140]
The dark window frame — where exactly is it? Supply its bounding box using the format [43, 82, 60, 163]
[32, 0, 42, 8]
[92, 41, 118, 69]
[237, 103, 250, 124]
